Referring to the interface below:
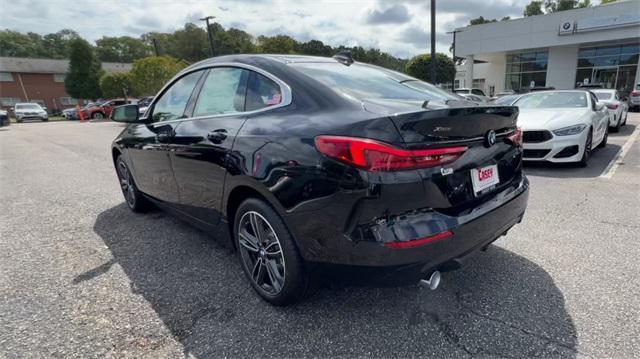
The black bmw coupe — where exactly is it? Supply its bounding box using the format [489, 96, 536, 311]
[110, 53, 529, 305]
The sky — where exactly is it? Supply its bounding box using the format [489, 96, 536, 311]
[2, 0, 533, 59]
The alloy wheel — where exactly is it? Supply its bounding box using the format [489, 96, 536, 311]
[117, 161, 136, 207]
[93, 113, 104, 120]
[237, 211, 286, 295]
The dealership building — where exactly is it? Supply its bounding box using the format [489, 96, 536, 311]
[453, 0, 640, 97]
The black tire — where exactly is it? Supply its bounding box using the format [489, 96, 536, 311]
[622, 111, 627, 126]
[42, 119, 48, 122]
[598, 125, 608, 148]
[115, 156, 152, 212]
[92, 112, 105, 120]
[578, 128, 593, 168]
[234, 198, 311, 306]
[16, 120, 23, 123]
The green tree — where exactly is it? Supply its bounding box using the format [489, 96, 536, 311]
[296, 40, 333, 57]
[405, 53, 456, 84]
[524, 1, 545, 16]
[42, 29, 80, 58]
[168, 23, 209, 62]
[64, 38, 103, 100]
[469, 16, 498, 25]
[96, 36, 151, 62]
[599, 0, 617, 3]
[100, 72, 132, 98]
[257, 35, 297, 54]
[129, 56, 186, 96]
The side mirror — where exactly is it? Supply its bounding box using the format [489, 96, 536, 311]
[595, 103, 605, 111]
[111, 104, 141, 123]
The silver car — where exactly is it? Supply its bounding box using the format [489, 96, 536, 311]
[13, 103, 48, 122]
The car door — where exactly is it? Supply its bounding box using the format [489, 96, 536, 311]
[126, 70, 205, 205]
[169, 67, 285, 225]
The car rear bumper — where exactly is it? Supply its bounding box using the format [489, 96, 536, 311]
[522, 130, 587, 163]
[285, 175, 528, 273]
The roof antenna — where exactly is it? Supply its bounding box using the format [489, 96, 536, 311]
[333, 50, 354, 66]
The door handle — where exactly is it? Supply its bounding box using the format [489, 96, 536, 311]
[207, 129, 228, 144]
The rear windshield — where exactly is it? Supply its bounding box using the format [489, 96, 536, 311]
[515, 92, 588, 109]
[593, 92, 613, 100]
[15, 104, 41, 110]
[292, 62, 458, 102]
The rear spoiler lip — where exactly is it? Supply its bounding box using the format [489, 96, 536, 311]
[404, 128, 517, 147]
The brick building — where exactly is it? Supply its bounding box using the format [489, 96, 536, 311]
[0, 57, 131, 112]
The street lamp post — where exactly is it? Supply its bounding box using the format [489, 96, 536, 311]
[430, 0, 436, 84]
[200, 15, 216, 57]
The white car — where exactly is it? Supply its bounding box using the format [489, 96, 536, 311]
[514, 90, 609, 167]
[453, 88, 490, 102]
[629, 83, 640, 112]
[13, 103, 48, 122]
[592, 89, 628, 132]
[457, 93, 485, 104]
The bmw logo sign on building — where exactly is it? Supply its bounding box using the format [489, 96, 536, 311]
[559, 21, 574, 35]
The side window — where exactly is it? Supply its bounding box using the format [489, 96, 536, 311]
[152, 71, 202, 122]
[472, 89, 485, 96]
[246, 72, 283, 111]
[193, 67, 248, 117]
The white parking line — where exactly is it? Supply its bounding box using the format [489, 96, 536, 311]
[600, 123, 640, 179]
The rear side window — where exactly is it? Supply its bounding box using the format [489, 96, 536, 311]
[152, 71, 203, 122]
[593, 92, 612, 100]
[245, 73, 283, 111]
[193, 67, 249, 117]
[471, 89, 485, 96]
[294, 63, 458, 102]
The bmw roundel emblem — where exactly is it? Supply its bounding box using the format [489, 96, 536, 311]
[562, 22, 571, 30]
[485, 130, 497, 147]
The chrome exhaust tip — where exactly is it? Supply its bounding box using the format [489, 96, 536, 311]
[420, 271, 441, 290]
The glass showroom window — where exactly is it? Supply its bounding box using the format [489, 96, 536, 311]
[505, 51, 548, 92]
[575, 43, 639, 97]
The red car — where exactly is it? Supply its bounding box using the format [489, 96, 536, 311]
[82, 99, 132, 120]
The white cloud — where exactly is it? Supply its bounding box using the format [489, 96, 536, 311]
[2, 0, 530, 58]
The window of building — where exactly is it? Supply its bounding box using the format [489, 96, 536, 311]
[59, 97, 78, 106]
[575, 43, 639, 97]
[505, 50, 548, 92]
[0, 72, 14, 82]
[0, 97, 21, 106]
[53, 74, 66, 83]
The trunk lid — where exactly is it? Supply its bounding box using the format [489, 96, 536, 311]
[382, 105, 522, 216]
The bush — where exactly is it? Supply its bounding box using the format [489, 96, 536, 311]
[129, 56, 186, 96]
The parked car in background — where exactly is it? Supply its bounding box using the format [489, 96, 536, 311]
[578, 83, 604, 90]
[62, 108, 79, 120]
[13, 103, 48, 122]
[453, 88, 490, 102]
[630, 84, 640, 112]
[514, 90, 608, 167]
[491, 94, 522, 106]
[0, 109, 9, 127]
[592, 89, 628, 131]
[82, 99, 131, 120]
[109, 54, 528, 305]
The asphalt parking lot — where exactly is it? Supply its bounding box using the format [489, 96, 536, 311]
[1, 115, 639, 358]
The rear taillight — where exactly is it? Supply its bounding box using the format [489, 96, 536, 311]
[606, 103, 619, 110]
[631, 91, 640, 97]
[507, 128, 522, 147]
[384, 230, 453, 249]
[314, 136, 467, 172]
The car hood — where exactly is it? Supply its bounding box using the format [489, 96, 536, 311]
[517, 108, 590, 130]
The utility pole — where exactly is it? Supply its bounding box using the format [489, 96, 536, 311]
[430, 0, 437, 84]
[152, 38, 160, 56]
[200, 15, 216, 57]
[447, 29, 462, 90]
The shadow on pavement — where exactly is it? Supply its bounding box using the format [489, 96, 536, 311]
[88, 203, 578, 358]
